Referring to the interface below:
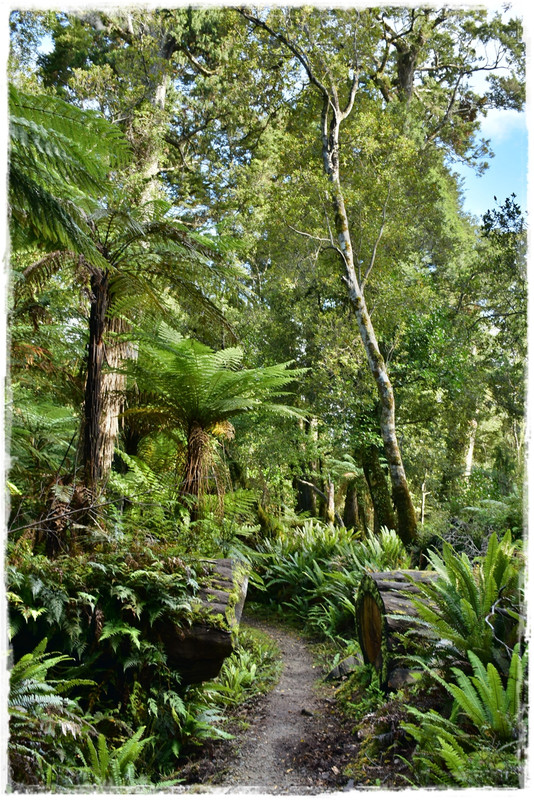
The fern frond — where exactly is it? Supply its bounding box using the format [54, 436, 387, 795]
[505, 645, 524, 719]
[437, 735, 468, 775]
[97, 733, 110, 779]
[448, 671, 488, 729]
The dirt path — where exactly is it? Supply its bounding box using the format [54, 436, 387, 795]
[175, 616, 357, 794]
[219, 618, 333, 793]
[174, 616, 354, 796]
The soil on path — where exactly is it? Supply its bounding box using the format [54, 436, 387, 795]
[177, 617, 358, 794]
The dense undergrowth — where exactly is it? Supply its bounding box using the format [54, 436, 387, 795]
[7, 498, 527, 790]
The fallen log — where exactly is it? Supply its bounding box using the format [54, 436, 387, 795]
[354, 569, 438, 688]
[154, 558, 249, 684]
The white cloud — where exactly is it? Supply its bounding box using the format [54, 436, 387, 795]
[479, 108, 527, 144]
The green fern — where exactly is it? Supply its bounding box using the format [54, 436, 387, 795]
[124, 323, 307, 507]
[9, 83, 129, 257]
[8, 638, 95, 788]
[448, 647, 526, 741]
[78, 727, 152, 786]
[410, 531, 521, 666]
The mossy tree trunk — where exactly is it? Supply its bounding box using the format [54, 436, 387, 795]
[361, 444, 396, 534]
[294, 476, 317, 516]
[343, 478, 360, 530]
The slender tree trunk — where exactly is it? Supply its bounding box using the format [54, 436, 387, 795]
[295, 478, 344, 527]
[294, 417, 319, 515]
[325, 477, 336, 525]
[357, 479, 373, 535]
[343, 478, 360, 530]
[238, 10, 418, 545]
[323, 111, 418, 547]
[82, 270, 109, 493]
[463, 418, 478, 479]
[361, 444, 397, 534]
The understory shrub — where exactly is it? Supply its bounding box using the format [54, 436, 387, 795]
[253, 521, 409, 639]
[7, 537, 285, 788]
[402, 645, 527, 787]
[7, 539, 201, 695]
[6, 536, 238, 785]
[394, 530, 527, 788]
[202, 625, 282, 707]
[8, 638, 94, 788]
[408, 530, 523, 674]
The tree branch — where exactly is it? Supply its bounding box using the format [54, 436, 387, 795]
[238, 7, 330, 102]
[424, 71, 464, 145]
[286, 224, 329, 243]
[362, 184, 391, 288]
[183, 45, 217, 76]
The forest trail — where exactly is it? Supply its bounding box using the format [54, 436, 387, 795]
[178, 616, 356, 794]
[220, 618, 331, 793]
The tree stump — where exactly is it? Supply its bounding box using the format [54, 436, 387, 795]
[154, 558, 249, 684]
[354, 569, 438, 687]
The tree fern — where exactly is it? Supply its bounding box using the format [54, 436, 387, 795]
[16, 198, 242, 493]
[124, 323, 307, 510]
[9, 84, 129, 257]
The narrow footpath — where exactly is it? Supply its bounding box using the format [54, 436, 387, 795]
[177, 618, 358, 794]
[221, 618, 333, 793]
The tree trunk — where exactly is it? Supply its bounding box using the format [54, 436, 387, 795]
[420, 477, 431, 526]
[357, 479, 373, 535]
[139, 32, 180, 205]
[237, 10, 418, 546]
[294, 476, 317, 516]
[182, 421, 211, 518]
[464, 418, 478, 479]
[295, 478, 344, 527]
[325, 477, 336, 524]
[100, 318, 137, 480]
[343, 478, 360, 530]
[361, 444, 396, 534]
[329, 174, 417, 546]
[82, 269, 109, 493]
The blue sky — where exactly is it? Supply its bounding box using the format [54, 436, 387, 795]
[455, 108, 528, 220]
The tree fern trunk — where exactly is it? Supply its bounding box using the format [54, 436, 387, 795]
[82, 270, 109, 494]
[182, 421, 211, 518]
[100, 318, 137, 480]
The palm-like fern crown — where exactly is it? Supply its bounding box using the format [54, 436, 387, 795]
[17, 196, 241, 333]
[9, 84, 130, 258]
[127, 324, 307, 434]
